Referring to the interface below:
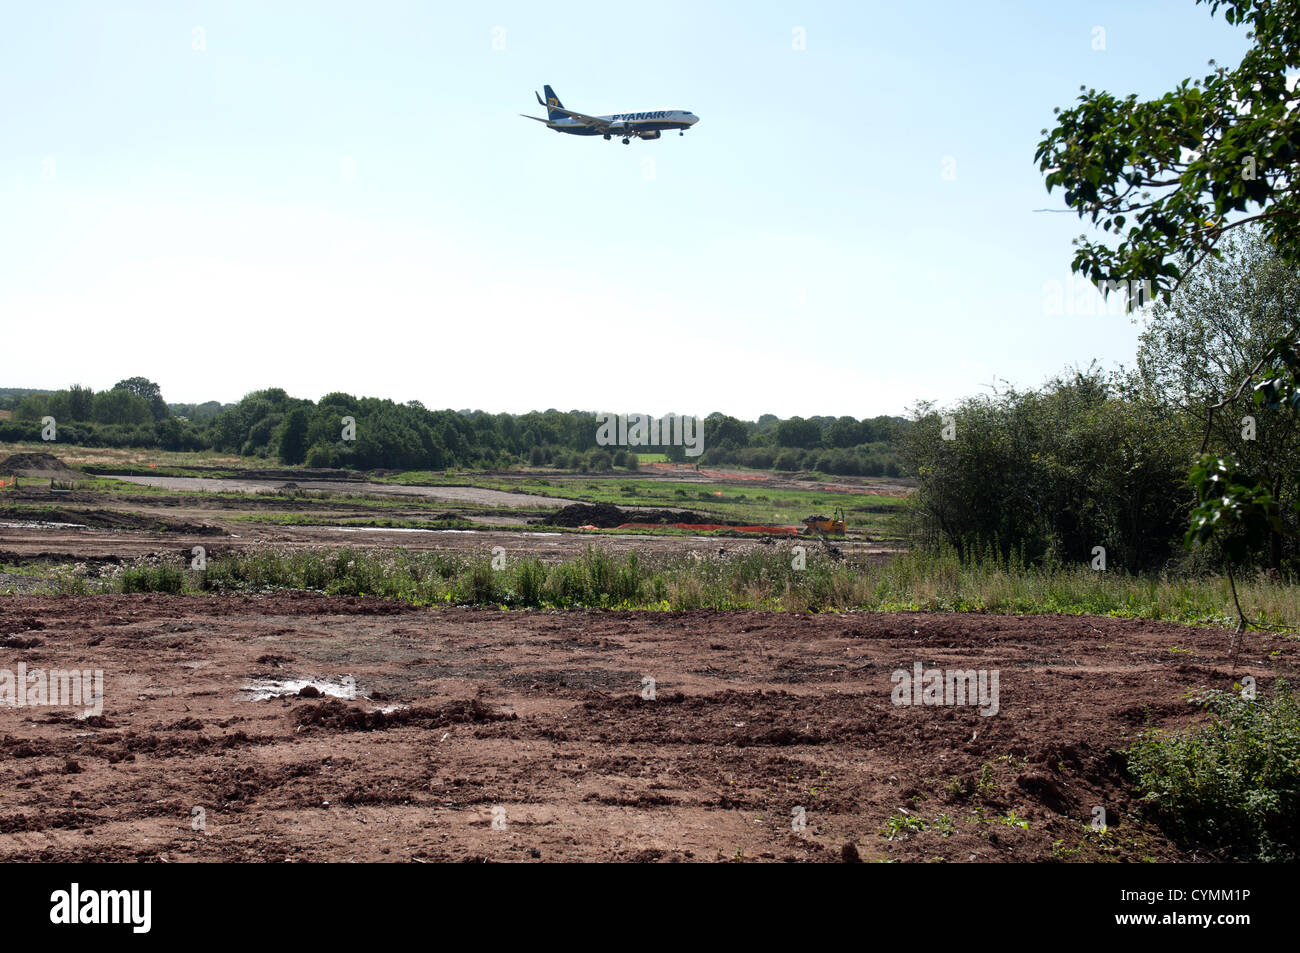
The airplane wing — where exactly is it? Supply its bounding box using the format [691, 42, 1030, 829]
[546, 105, 622, 132]
[520, 114, 552, 124]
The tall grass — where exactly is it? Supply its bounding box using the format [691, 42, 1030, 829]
[32, 541, 1299, 626]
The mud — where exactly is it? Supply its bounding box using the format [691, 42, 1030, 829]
[0, 594, 1291, 862]
[0, 453, 79, 480]
[0, 506, 223, 535]
[105, 474, 578, 508]
[539, 503, 722, 528]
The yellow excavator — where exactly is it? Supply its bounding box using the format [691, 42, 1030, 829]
[801, 506, 846, 537]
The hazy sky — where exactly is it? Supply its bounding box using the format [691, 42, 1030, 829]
[0, 1, 1251, 419]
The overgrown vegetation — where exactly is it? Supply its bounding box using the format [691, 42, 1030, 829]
[26, 543, 1299, 626]
[1037, 0, 1300, 602]
[1127, 680, 1300, 861]
[904, 228, 1300, 581]
[903, 366, 1196, 573]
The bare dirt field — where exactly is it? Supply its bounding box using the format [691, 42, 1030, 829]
[0, 521, 895, 574]
[1, 594, 1288, 863]
[0, 477, 897, 572]
[108, 474, 583, 508]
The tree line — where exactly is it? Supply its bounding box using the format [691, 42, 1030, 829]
[0, 383, 908, 476]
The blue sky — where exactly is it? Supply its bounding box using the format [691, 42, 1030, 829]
[0, 1, 1251, 419]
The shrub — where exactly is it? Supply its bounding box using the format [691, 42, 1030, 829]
[514, 558, 547, 606]
[1127, 680, 1300, 861]
[457, 561, 501, 604]
[774, 450, 802, 471]
[305, 443, 336, 468]
[118, 565, 185, 594]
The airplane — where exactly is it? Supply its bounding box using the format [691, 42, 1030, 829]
[521, 85, 699, 144]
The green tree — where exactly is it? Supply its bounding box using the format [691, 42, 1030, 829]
[277, 408, 310, 465]
[1037, 0, 1300, 295]
[826, 416, 863, 449]
[1040, 0, 1300, 622]
[902, 369, 1194, 571]
[67, 384, 95, 420]
[776, 417, 823, 449]
[705, 414, 749, 450]
[1135, 227, 1300, 571]
[113, 377, 169, 421]
[92, 389, 152, 426]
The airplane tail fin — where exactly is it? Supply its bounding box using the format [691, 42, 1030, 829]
[540, 85, 565, 121]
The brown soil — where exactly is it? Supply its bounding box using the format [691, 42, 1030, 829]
[105, 474, 579, 508]
[540, 503, 722, 528]
[0, 506, 223, 535]
[0, 594, 1290, 862]
[0, 523, 893, 571]
[0, 452, 79, 479]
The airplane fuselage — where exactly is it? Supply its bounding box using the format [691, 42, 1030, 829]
[549, 109, 698, 136]
[523, 87, 699, 142]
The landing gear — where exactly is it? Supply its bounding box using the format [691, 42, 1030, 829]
[603, 134, 611, 140]
[680, 131, 685, 136]
[622, 137, 630, 145]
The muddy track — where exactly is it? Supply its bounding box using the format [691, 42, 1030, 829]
[0, 521, 895, 566]
[0, 595, 1291, 862]
[106, 474, 581, 508]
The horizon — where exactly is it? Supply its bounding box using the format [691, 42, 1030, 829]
[0, 381, 915, 423]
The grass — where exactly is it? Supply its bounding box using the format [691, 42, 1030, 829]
[19, 541, 1300, 629]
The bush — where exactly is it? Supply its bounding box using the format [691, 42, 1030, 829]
[774, 450, 802, 471]
[305, 443, 336, 468]
[514, 558, 547, 605]
[118, 565, 185, 594]
[1127, 680, 1300, 861]
[457, 561, 501, 604]
[902, 368, 1194, 571]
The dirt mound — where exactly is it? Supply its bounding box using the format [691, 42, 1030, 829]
[293, 698, 516, 733]
[0, 506, 224, 535]
[0, 452, 78, 478]
[538, 503, 627, 527]
[540, 503, 721, 528]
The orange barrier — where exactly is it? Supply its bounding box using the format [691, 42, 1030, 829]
[617, 522, 799, 535]
[643, 463, 769, 481]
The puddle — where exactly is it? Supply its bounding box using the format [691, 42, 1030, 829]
[238, 675, 360, 702]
